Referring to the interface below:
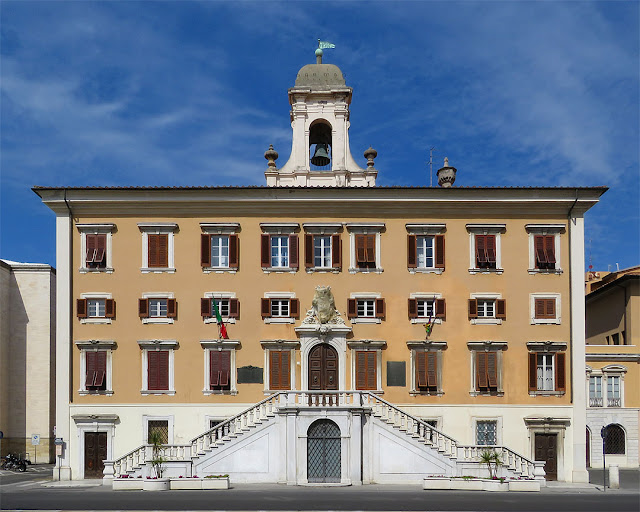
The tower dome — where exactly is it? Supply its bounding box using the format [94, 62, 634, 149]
[294, 63, 346, 88]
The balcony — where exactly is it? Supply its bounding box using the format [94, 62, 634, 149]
[607, 397, 622, 407]
[589, 397, 603, 407]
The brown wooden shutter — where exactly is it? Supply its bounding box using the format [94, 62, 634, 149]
[305, 234, 314, 268]
[281, 351, 290, 389]
[159, 234, 169, 267]
[435, 298, 446, 320]
[355, 234, 366, 264]
[496, 299, 506, 320]
[534, 235, 546, 268]
[227, 234, 238, 268]
[355, 351, 367, 390]
[534, 298, 545, 319]
[77, 299, 88, 318]
[408, 298, 418, 319]
[416, 352, 427, 388]
[289, 234, 299, 269]
[167, 298, 177, 318]
[544, 235, 556, 265]
[86, 351, 97, 387]
[487, 352, 498, 388]
[261, 298, 271, 318]
[528, 352, 538, 391]
[201, 234, 211, 267]
[485, 235, 496, 264]
[229, 298, 240, 319]
[85, 234, 97, 263]
[555, 352, 566, 391]
[375, 298, 385, 319]
[219, 351, 231, 387]
[426, 352, 437, 388]
[148, 235, 158, 267]
[201, 298, 211, 317]
[546, 298, 556, 318]
[365, 234, 376, 263]
[435, 235, 445, 269]
[94, 351, 106, 388]
[260, 234, 270, 267]
[347, 299, 357, 318]
[95, 234, 106, 264]
[290, 298, 300, 319]
[138, 298, 149, 318]
[269, 351, 280, 390]
[331, 234, 341, 268]
[476, 352, 488, 389]
[407, 235, 417, 268]
[210, 351, 220, 387]
[475, 235, 486, 266]
[468, 299, 478, 319]
[366, 352, 376, 390]
[148, 351, 167, 390]
[105, 299, 116, 319]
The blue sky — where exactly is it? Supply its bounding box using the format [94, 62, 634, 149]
[1, 1, 638, 271]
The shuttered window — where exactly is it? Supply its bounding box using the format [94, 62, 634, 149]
[407, 235, 445, 270]
[304, 234, 341, 269]
[475, 351, 498, 392]
[201, 234, 239, 269]
[85, 234, 107, 268]
[139, 298, 177, 319]
[148, 234, 169, 268]
[147, 350, 169, 391]
[468, 298, 506, 320]
[85, 351, 107, 391]
[415, 351, 438, 392]
[534, 235, 556, 270]
[209, 350, 231, 391]
[77, 298, 115, 319]
[534, 298, 556, 319]
[200, 298, 240, 319]
[261, 298, 300, 319]
[528, 352, 566, 392]
[408, 298, 446, 320]
[355, 234, 376, 269]
[348, 298, 385, 319]
[269, 351, 291, 390]
[355, 351, 377, 390]
[475, 234, 497, 269]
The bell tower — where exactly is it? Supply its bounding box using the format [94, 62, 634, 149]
[265, 49, 378, 187]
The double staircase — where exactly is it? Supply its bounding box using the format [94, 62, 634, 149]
[104, 392, 543, 483]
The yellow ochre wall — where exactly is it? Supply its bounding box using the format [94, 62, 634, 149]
[72, 214, 571, 407]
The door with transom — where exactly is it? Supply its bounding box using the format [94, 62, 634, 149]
[308, 343, 338, 390]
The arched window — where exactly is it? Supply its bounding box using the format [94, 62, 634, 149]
[604, 424, 625, 454]
[309, 121, 332, 171]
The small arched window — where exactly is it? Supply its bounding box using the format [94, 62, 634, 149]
[604, 424, 625, 454]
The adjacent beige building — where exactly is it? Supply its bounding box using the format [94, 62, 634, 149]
[0, 259, 56, 463]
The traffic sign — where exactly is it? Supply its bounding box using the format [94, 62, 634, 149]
[31, 434, 40, 445]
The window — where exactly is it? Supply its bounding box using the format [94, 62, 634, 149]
[415, 351, 438, 394]
[468, 342, 506, 396]
[304, 234, 342, 270]
[347, 296, 385, 323]
[269, 350, 291, 390]
[261, 294, 300, 323]
[408, 294, 446, 324]
[589, 375, 603, 407]
[201, 341, 239, 395]
[200, 223, 240, 271]
[406, 224, 446, 273]
[147, 420, 169, 445]
[346, 223, 384, 273]
[355, 351, 377, 390]
[77, 294, 115, 323]
[603, 424, 625, 455]
[77, 224, 115, 272]
[607, 375, 621, 407]
[476, 420, 498, 446]
[138, 341, 177, 395]
[76, 341, 115, 395]
[260, 223, 300, 271]
[201, 295, 240, 323]
[528, 351, 566, 393]
[466, 224, 505, 273]
[531, 294, 561, 324]
[209, 350, 231, 391]
[468, 295, 506, 324]
[525, 224, 564, 273]
[586, 365, 626, 408]
[139, 294, 177, 323]
[138, 223, 177, 272]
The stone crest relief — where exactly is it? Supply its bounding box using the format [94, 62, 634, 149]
[302, 286, 345, 325]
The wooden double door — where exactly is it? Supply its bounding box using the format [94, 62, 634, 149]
[84, 432, 107, 479]
[534, 433, 558, 481]
[308, 344, 338, 390]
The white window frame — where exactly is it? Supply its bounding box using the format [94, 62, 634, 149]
[409, 293, 444, 325]
[588, 374, 603, 407]
[470, 292, 503, 325]
[586, 365, 627, 408]
[466, 224, 505, 274]
[260, 223, 299, 273]
[530, 293, 562, 324]
[347, 340, 386, 393]
[203, 292, 237, 325]
[406, 224, 446, 274]
[407, 341, 447, 397]
[75, 340, 116, 396]
[527, 341, 567, 396]
[79, 292, 113, 324]
[350, 292, 382, 324]
[200, 340, 240, 395]
[263, 292, 297, 324]
[346, 223, 385, 274]
[525, 224, 565, 274]
[200, 223, 240, 273]
[138, 340, 177, 395]
[141, 292, 175, 324]
[467, 341, 507, 397]
[142, 415, 174, 445]
[473, 417, 503, 446]
[138, 223, 178, 273]
[302, 223, 343, 273]
[77, 223, 115, 273]
[261, 340, 299, 394]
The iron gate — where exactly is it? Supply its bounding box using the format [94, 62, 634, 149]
[307, 420, 341, 483]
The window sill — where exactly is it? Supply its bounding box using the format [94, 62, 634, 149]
[529, 391, 565, 397]
[410, 390, 444, 397]
[79, 267, 114, 274]
[470, 318, 503, 325]
[142, 318, 175, 324]
[469, 268, 504, 275]
[355, 389, 385, 394]
[531, 319, 561, 325]
[350, 317, 382, 324]
[469, 391, 504, 397]
[78, 390, 114, 396]
[203, 267, 238, 274]
[203, 390, 238, 396]
[349, 267, 384, 274]
[80, 318, 113, 324]
[264, 389, 292, 394]
[262, 267, 298, 274]
[204, 317, 236, 325]
[528, 268, 563, 275]
[264, 317, 296, 324]
[411, 318, 443, 325]
[141, 267, 176, 273]
[408, 268, 444, 275]
[141, 390, 176, 396]
[305, 267, 341, 274]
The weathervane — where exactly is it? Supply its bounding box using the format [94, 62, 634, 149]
[315, 39, 335, 64]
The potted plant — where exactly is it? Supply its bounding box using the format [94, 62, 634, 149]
[202, 474, 230, 489]
[142, 432, 169, 491]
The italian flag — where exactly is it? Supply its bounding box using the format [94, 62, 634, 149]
[212, 299, 229, 339]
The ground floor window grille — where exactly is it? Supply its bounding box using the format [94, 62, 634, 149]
[148, 420, 168, 444]
[604, 424, 625, 454]
[476, 420, 497, 446]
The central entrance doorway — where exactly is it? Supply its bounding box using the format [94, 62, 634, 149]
[84, 432, 107, 478]
[308, 343, 338, 390]
[534, 433, 558, 481]
[307, 419, 341, 483]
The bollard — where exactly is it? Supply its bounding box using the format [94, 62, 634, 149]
[609, 464, 620, 489]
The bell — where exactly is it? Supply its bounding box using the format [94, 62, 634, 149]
[311, 143, 330, 166]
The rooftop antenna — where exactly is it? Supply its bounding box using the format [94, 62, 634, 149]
[588, 238, 593, 272]
[428, 147, 437, 187]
